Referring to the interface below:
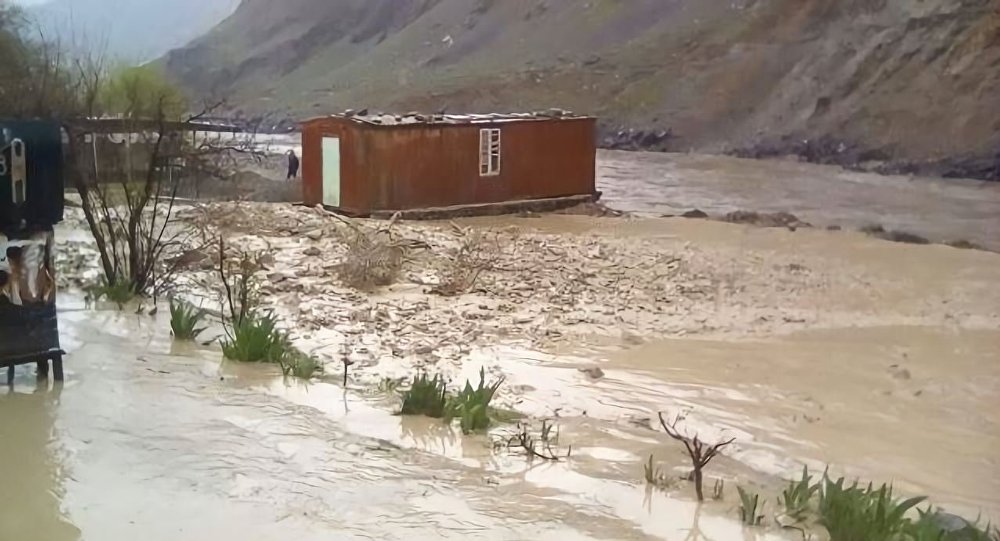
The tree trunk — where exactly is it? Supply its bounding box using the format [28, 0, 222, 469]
[694, 468, 704, 501]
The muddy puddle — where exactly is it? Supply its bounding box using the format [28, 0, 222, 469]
[1, 298, 796, 541]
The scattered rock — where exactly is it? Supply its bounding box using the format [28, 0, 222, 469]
[170, 249, 209, 269]
[303, 246, 322, 257]
[578, 366, 605, 379]
[888, 364, 912, 380]
[945, 239, 983, 251]
[305, 229, 324, 241]
[724, 210, 811, 230]
[860, 224, 930, 245]
[682, 209, 709, 219]
[600, 127, 674, 152]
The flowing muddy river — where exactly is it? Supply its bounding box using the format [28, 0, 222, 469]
[599, 151, 1000, 251]
[249, 138, 1000, 250]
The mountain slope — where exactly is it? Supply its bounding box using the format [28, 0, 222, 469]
[164, 0, 1000, 170]
[30, 0, 239, 61]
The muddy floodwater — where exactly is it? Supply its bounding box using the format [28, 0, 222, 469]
[3, 151, 1000, 539]
[599, 151, 1000, 251]
[1, 299, 794, 541]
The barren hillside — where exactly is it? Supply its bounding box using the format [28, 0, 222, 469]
[163, 0, 1000, 176]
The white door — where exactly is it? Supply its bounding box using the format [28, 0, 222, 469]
[322, 137, 341, 208]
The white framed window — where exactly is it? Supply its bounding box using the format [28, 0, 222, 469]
[479, 128, 501, 176]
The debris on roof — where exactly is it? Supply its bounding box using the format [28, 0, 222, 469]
[310, 109, 589, 126]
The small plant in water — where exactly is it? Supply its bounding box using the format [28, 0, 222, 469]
[738, 485, 765, 526]
[221, 311, 287, 363]
[505, 420, 571, 461]
[781, 466, 822, 523]
[169, 298, 207, 340]
[88, 278, 136, 307]
[658, 411, 735, 501]
[400, 373, 449, 418]
[279, 348, 322, 379]
[712, 478, 725, 501]
[818, 475, 925, 541]
[643, 454, 672, 488]
[446, 368, 504, 434]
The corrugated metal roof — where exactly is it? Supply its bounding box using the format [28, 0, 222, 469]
[305, 109, 591, 127]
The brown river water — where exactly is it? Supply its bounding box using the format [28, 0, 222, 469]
[1, 300, 796, 541]
[3, 152, 999, 539]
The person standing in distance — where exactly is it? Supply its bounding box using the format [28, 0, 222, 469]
[287, 150, 300, 180]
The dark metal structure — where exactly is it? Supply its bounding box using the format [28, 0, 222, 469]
[301, 111, 597, 216]
[1, 120, 65, 385]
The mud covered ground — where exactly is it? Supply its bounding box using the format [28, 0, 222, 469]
[4, 153, 999, 539]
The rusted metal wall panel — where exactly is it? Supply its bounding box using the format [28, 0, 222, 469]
[363, 118, 596, 212]
[303, 116, 596, 214]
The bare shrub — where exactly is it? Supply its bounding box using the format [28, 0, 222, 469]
[432, 229, 500, 296]
[331, 215, 428, 289]
[432, 224, 515, 297]
[503, 420, 571, 461]
[216, 237, 262, 326]
[658, 412, 735, 501]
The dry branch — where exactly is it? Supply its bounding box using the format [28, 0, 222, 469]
[658, 412, 735, 501]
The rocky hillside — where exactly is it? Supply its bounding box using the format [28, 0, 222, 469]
[164, 0, 1000, 177]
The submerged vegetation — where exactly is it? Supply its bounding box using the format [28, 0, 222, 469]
[503, 420, 571, 461]
[399, 369, 506, 434]
[169, 299, 207, 340]
[87, 278, 137, 307]
[399, 373, 449, 418]
[643, 454, 672, 488]
[657, 411, 735, 501]
[212, 239, 320, 379]
[818, 478, 924, 541]
[780, 465, 823, 523]
[763, 467, 1000, 541]
[221, 311, 285, 363]
[446, 368, 504, 434]
[738, 485, 765, 526]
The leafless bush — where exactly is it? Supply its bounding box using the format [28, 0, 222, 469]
[216, 237, 262, 325]
[331, 214, 428, 289]
[431, 225, 504, 297]
[502, 420, 572, 461]
[658, 412, 735, 501]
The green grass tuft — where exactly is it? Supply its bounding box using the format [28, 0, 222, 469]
[400, 373, 449, 418]
[279, 348, 322, 379]
[169, 298, 207, 340]
[446, 368, 504, 434]
[738, 485, 765, 526]
[818, 475, 925, 541]
[88, 278, 136, 306]
[221, 312, 287, 363]
[781, 465, 822, 522]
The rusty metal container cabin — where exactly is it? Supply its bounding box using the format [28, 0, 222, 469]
[301, 113, 597, 216]
[1, 120, 65, 383]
